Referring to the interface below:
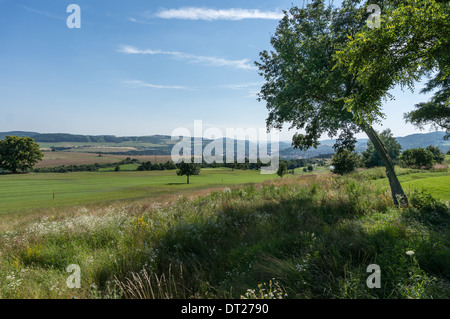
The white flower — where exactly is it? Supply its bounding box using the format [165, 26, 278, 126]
[295, 264, 304, 272]
[406, 250, 415, 256]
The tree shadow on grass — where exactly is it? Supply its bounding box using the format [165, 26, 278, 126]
[150, 185, 450, 298]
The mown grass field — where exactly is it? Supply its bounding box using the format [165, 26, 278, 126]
[0, 168, 279, 217]
[371, 170, 450, 201]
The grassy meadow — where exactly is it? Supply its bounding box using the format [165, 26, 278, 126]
[0, 164, 449, 299]
[358, 167, 450, 201]
[0, 168, 279, 218]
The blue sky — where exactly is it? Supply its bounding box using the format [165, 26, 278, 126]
[0, 0, 436, 142]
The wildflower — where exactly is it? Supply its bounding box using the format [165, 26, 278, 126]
[295, 264, 304, 272]
[406, 251, 415, 256]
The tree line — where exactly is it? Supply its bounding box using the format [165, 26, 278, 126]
[32, 158, 140, 173]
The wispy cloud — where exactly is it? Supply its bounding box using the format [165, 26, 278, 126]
[19, 4, 65, 20]
[222, 82, 263, 98]
[123, 80, 192, 90]
[126, 17, 154, 25]
[222, 82, 263, 90]
[118, 45, 256, 70]
[153, 7, 284, 21]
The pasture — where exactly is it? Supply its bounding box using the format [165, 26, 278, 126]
[0, 168, 279, 217]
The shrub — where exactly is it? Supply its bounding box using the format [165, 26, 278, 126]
[426, 145, 445, 164]
[400, 148, 435, 169]
[331, 149, 359, 175]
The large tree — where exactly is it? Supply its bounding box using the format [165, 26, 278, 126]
[335, 0, 449, 137]
[0, 136, 43, 173]
[256, 0, 408, 205]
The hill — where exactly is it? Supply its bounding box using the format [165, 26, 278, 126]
[0, 130, 448, 158]
[281, 131, 449, 158]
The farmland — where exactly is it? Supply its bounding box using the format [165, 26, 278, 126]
[0, 168, 448, 299]
[34, 151, 173, 168]
[0, 148, 448, 299]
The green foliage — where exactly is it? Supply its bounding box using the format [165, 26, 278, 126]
[400, 148, 435, 169]
[276, 161, 288, 178]
[256, 0, 409, 205]
[409, 189, 448, 217]
[331, 149, 359, 175]
[176, 159, 201, 184]
[256, 0, 370, 150]
[137, 161, 178, 171]
[426, 145, 445, 164]
[34, 158, 139, 173]
[0, 136, 43, 173]
[362, 129, 402, 168]
[405, 103, 450, 140]
[335, 0, 450, 138]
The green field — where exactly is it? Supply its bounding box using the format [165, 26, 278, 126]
[1, 166, 448, 216]
[1, 169, 448, 299]
[373, 171, 450, 201]
[0, 168, 280, 215]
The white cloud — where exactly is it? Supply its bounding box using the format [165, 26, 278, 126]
[154, 7, 284, 21]
[222, 82, 263, 90]
[123, 80, 192, 90]
[118, 45, 256, 70]
[19, 4, 65, 20]
[222, 82, 263, 98]
[127, 17, 154, 25]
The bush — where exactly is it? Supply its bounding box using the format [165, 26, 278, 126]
[400, 148, 435, 169]
[426, 145, 445, 164]
[331, 149, 359, 175]
[409, 189, 448, 215]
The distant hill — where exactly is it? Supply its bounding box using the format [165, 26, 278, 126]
[0, 131, 40, 140]
[0, 130, 448, 158]
[280, 131, 449, 158]
[395, 131, 448, 150]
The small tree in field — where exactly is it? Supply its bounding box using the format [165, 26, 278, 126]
[176, 159, 200, 184]
[331, 149, 359, 175]
[277, 161, 288, 178]
[0, 136, 43, 173]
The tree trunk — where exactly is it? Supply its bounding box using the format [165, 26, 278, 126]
[362, 125, 408, 207]
[187, 174, 190, 184]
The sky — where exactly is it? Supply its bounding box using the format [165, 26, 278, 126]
[0, 0, 437, 142]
